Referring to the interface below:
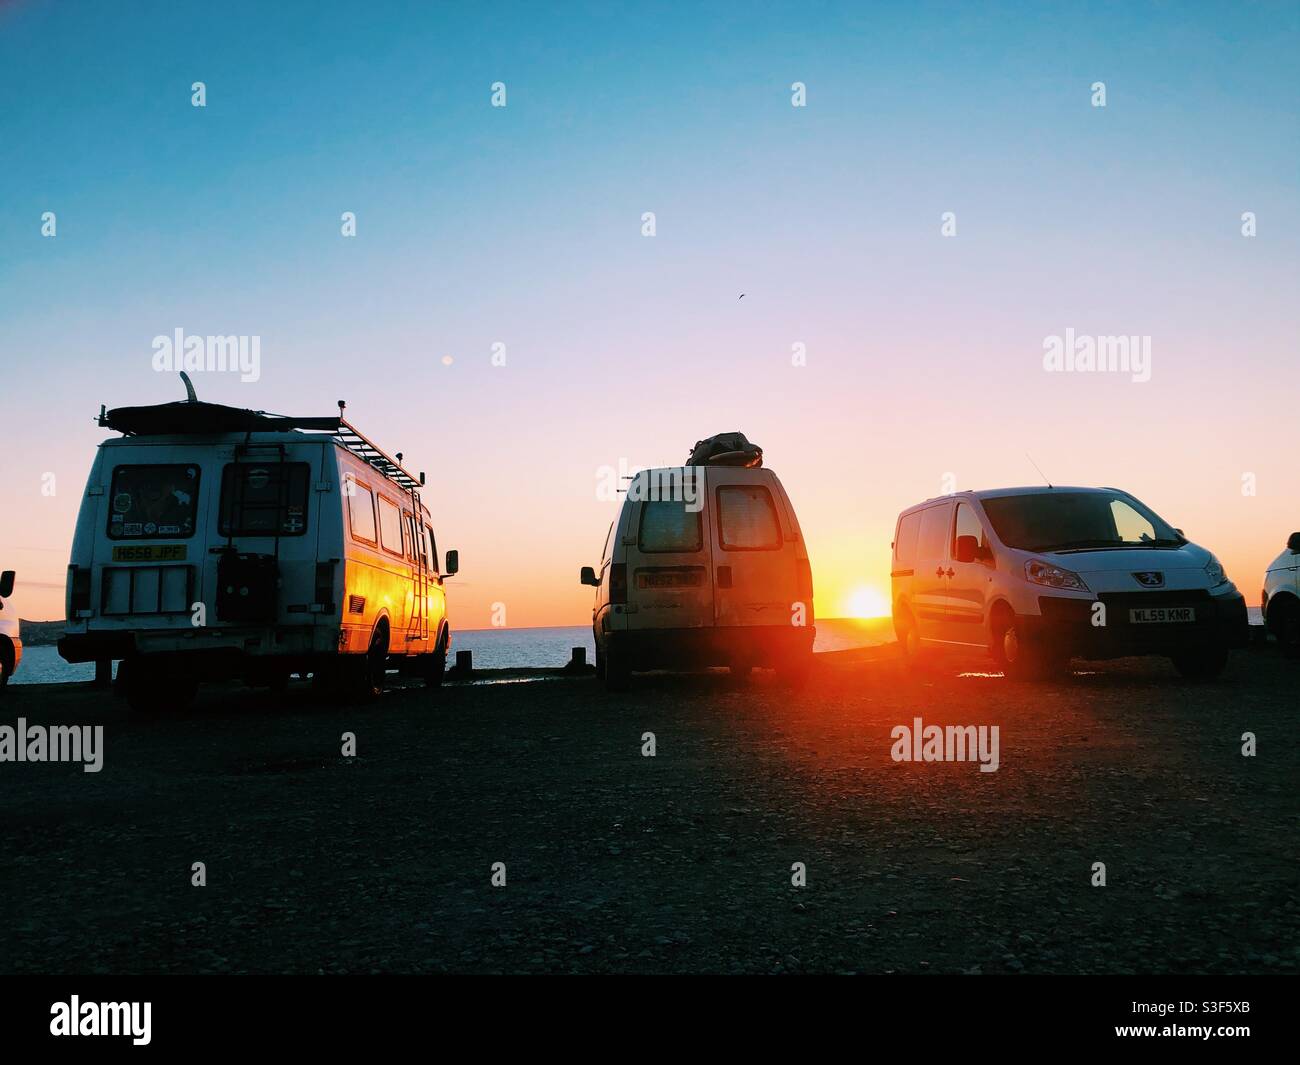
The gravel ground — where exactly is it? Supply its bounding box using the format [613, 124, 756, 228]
[0, 645, 1295, 974]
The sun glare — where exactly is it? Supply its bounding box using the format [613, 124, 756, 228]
[844, 585, 889, 619]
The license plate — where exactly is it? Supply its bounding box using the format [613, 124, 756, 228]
[636, 568, 704, 589]
[111, 544, 188, 562]
[1129, 606, 1195, 624]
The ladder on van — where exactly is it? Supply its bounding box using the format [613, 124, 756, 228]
[325, 405, 432, 648]
[405, 482, 431, 646]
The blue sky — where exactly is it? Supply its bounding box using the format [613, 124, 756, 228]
[1, 0, 1297, 622]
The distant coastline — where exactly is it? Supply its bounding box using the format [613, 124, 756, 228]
[17, 619, 64, 647]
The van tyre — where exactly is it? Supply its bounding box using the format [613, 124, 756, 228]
[346, 624, 389, 702]
[603, 636, 631, 693]
[122, 657, 198, 715]
[991, 611, 1064, 681]
[1269, 598, 1300, 658]
[1171, 645, 1230, 680]
[895, 608, 920, 668]
[423, 632, 447, 688]
[779, 651, 813, 688]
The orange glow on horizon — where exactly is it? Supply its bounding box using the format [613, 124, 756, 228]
[842, 584, 890, 619]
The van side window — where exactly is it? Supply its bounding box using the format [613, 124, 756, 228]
[402, 512, 417, 561]
[600, 521, 614, 566]
[894, 512, 921, 565]
[952, 503, 988, 555]
[717, 486, 781, 551]
[425, 523, 439, 574]
[916, 504, 952, 559]
[107, 464, 200, 540]
[347, 479, 377, 545]
[219, 462, 310, 537]
[377, 496, 403, 557]
[639, 501, 702, 553]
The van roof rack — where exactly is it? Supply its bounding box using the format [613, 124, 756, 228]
[328, 408, 424, 490]
[96, 399, 425, 492]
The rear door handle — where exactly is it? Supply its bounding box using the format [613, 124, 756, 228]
[945, 568, 954, 578]
[935, 566, 944, 577]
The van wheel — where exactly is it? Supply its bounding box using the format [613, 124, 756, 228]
[423, 634, 447, 688]
[991, 610, 1062, 681]
[347, 625, 389, 702]
[603, 637, 631, 693]
[123, 658, 198, 714]
[778, 651, 813, 687]
[895, 608, 920, 667]
[1270, 599, 1300, 658]
[1171, 646, 1229, 680]
[594, 641, 606, 681]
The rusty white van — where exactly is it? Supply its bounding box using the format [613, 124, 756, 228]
[580, 462, 815, 691]
[58, 387, 458, 711]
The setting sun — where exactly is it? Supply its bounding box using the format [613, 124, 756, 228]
[843, 584, 889, 619]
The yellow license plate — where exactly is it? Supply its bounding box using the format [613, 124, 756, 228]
[111, 544, 188, 562]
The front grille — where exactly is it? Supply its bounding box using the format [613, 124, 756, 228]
[1098, 590, 1211, 611]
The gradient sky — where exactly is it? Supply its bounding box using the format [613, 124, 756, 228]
[2, 0, 1297, 627]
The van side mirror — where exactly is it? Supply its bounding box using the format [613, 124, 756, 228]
[580, 566, 599, 587]
[0, 571, 14, 598]
[444, 550, 459, 576]
[1288, 532, 1300, 554]
[954, 536, 978, 564]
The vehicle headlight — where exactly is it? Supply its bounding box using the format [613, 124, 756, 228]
[1025, 559, 1089, 591]
[1204, 555, 1228, 587]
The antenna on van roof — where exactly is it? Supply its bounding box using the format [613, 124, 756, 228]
[179, 371, 199, 403]
[1025, 453, 1053, 489]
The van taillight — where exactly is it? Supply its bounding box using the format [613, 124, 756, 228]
[69, 566, 92, 613]
[314, 561, 337, 612]
[610, 563, 628, 605]
[797, 558, 814, 599]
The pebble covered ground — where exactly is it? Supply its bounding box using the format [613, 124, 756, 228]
[0, 646, 1294, 974]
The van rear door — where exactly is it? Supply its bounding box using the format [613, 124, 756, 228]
[622, 468, 712, 631]
[912, 501, 954, 641]
[708, 468, 797, 629]
[96, 452, 207, 625]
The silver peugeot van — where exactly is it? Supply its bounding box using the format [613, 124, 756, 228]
[890, 486, 1249, 679]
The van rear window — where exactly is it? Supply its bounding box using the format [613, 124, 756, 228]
[107, 464, 200, 540]
[639, 501, 702, 553]
[219, 463, 310, 537]
[717, 486, 782, 550]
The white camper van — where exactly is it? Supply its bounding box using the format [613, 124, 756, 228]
[58, 391, 458, 711]
[580, 460, 815, 691]
[1261, 531, 1300, 654]
[0, 570, 20, 686]
[890, 486, 1249, 679]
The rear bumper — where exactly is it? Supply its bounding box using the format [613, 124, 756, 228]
[609, 624, 815, 669]
[1026, 590, 1249, 658]
[59, 625, 334, 666]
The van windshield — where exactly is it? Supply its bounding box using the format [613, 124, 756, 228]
[981, 491, 1181, 553]
[108, 464, 200, 539]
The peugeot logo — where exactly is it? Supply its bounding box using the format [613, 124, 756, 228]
[1133, 571, 1164, 588]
